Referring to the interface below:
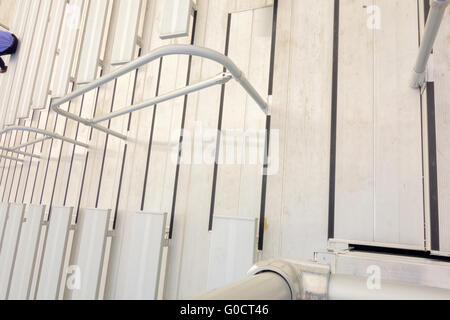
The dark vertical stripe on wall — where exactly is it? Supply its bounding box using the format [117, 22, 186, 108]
[76, 78, 103, 223]
[48, 96, 74, 219]
[114, 50, 143, 229]
[113, 144, 127, 229]
[328, 0, 340, 239]
[30, 106, 53, 205]
[4, 127, 22, 201]
[96, 79, 118, 208]
[208, 13, 232, 232]
[0, 133, 13, 188]
[140, 58, 164, 211]
[259, 115, 272, 251]
[127, 48, 142, 131]
[39, 99, 60, 205]
[21, 113, 42, 203]
[417, 0, 422, 46]
[424, 0, 431, 24]
[64, 94, 86, 205]
[267, 0, 278, 96]
[5, 156, 18, 202]
[426, 82, 440, 251]
[14, 161, 23, 203]
[258, 0, 278, 251]
[76, 152, 89, 224]
[169, 10, 198, 239]
[2, 131, 21, 201]
[424, 0, 433, 54]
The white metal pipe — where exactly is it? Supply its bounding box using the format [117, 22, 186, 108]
[53, 107, 129, 140]
[92, 72, 233, 124]
[193, 272, 292, 300]
[411, 0, 449, 88]
[0, 146, 41, 159]
[51, 45, 270, 140]
[0, 155, 24, 162]
[11, 137, 51, 151]
[329, 274, 450, 300]
[0, 127, 89, 149]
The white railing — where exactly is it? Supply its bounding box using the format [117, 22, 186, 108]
[411, 0, 449, 88]
[51, 44, 270, 140]
[0, 45, 269, 165]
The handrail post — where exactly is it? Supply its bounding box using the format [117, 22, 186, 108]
[411, 0, 449, 89]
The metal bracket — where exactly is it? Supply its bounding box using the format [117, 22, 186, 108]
[327, 239, 351, 253]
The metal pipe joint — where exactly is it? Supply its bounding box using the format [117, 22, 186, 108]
[248, 259, 330, 300]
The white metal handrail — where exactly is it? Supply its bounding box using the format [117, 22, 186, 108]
[0, 155, 25, 162]
[411, 0, 449, 88]
[51, 44, 270, 140]
[0, 126, 89, 151]
[0, 146, 41, 159]
[0, 45, 268, 159]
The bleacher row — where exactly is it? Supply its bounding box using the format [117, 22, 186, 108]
[0, 203, 170, 299]
[0, 0, 261, 300]
[0, 200, 257, 299]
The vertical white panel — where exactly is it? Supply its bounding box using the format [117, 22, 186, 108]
[435, 7, 450, 254]
[31, 0, 68, 110]
[160, 0, 192, 39]
[36, 207, 73, 300]
[76, 0, 109, 84]
[51, 0, 86, 98]
[0, 203, 9, 248]
[111, 0, 142, 66]
[0, 204, 25, 299]
[335, 0, 424, 248]
[115, 212, 167, 300]
[70, 209, 110, 300]
[8, 205, 45, 300]
[335, 0, 375, 242]
[372, 0, 423, 246]
[16, 0, 53, 119]
[207, 216, 257, 291]
[0, 0, 32, 128]
[4, 0, 42, 126]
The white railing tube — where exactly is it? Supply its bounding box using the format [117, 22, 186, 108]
[0, 146, 41, 159]
[0, 155, 24, 162]
[51, 45, 269, 140]
[11, 137, 51, 151]
[92, 72, 233, 124]
[411, 0, 449, 88]
[0, 127, 89, 150]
